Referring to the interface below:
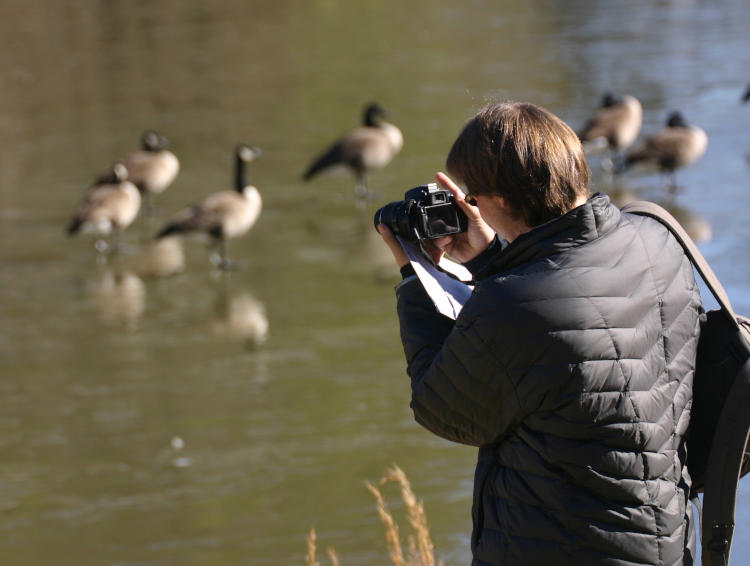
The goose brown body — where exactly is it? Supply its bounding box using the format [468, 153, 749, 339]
[122, 130, 180, 199]
[159, 186, 261, 241]
[67, 163, 141, 238]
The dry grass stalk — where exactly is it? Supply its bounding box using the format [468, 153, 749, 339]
[306, 527, 318, 566]
[304, 467, 442, 566]
[366, 480, 406, 566]
[380, 465, 436, 566]
[327, 547, 340, 566]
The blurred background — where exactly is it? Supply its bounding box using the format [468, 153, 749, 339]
[1, 0, 750, 564]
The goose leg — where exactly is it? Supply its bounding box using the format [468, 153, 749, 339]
[142, 192, 156, 217]
[355, 175, 369, 200]
[664, 171, 679, 194]
[93, 227, 120, 263]
[94, 237, 109, 265]
[113, 226, 125, 254]
[210, 239, 238, 270]
[355, 174, 377, 209]
[94, 237, 109, 255]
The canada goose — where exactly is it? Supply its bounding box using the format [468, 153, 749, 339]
[303, 102, 403, 201]
[578, 93, 642, 170]
[619, 111, 708, 191]
[155, 144, 262, 269]
[67, 162, 141, 254]
[121, 130, 180, 213]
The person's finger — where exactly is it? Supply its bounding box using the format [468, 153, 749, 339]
[423, 240, 446, 264]
[377, 224, 409, 267]
[432, 234, 455, 251]
[435, 171, 463, 197]
[435, 171, 482, 218]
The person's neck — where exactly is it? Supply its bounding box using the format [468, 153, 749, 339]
[572, 194, 589, 208]
[503, 194, 589, 243]
[502, 220, 531, 243]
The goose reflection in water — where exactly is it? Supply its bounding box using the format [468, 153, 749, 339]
[607, 183, 712, 244]
[88, 268, 146, 331]
[124, 236, 186, 279]
[657, 201, 712, 243]
[363, 225, 403, 282]
[210, 286, 269, 349]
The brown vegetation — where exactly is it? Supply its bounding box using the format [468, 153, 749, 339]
[306, 465, 443, 566]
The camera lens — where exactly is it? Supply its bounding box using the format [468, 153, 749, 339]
[373, 200, 418, 242]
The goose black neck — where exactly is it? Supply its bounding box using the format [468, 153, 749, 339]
[601, 93, 620, 107]
[364, 105, 382, 127]
[235, 154, 247, 191]
[666, 112, 687, 128]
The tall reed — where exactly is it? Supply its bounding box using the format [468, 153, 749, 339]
[306, 465, 443, 566]
[306, 528, 340, 566]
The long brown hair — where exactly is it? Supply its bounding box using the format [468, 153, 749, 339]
[446, 101, 590, 227]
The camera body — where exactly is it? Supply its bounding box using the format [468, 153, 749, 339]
[374, 183, 468, 243]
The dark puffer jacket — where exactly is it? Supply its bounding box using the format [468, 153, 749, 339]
[395, 194, 703, 566]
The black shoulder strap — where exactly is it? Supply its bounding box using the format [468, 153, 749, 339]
[622, 200, 750, 566]
[701, 357, 750, 566]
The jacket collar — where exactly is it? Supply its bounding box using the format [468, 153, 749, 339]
[475, 192, 621, 279]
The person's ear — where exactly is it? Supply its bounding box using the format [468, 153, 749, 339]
[488, 194, 511, 212]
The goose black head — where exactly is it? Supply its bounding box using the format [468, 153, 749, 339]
[142, 130, 169, 151]
[234, 144, 262, 191]
[112, 161, 129, 182]
[666, 111, 688, 128]
[363, 102, 388, 127]
[95, 161, 129, 185]
[601, 92, 621, 108]
[235, 143, 263, 163]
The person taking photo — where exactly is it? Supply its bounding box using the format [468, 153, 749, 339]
[377, 101, 703, 566]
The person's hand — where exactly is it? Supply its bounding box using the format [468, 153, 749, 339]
[377, 224, 446, 268]
[376, 223, 409, 268]
[432, 172, 496, 263]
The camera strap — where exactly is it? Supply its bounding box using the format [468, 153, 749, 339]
[415, 238, 471, 284]
[416, 238, 438, 267]
[397, 236, 474, 320]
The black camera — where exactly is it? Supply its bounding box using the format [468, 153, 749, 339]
[374, 183, 468, 243]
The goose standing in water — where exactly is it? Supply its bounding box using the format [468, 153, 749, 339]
[155, 144, 262, 270]
[577, 93, 642, 171]
[619, 111, 708, 192]
[303, 102, 403, 203]
[121, 130, 180, 214]
[67, 162, 141, 255]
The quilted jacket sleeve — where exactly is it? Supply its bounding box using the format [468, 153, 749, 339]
[396, 277, 524, 447]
